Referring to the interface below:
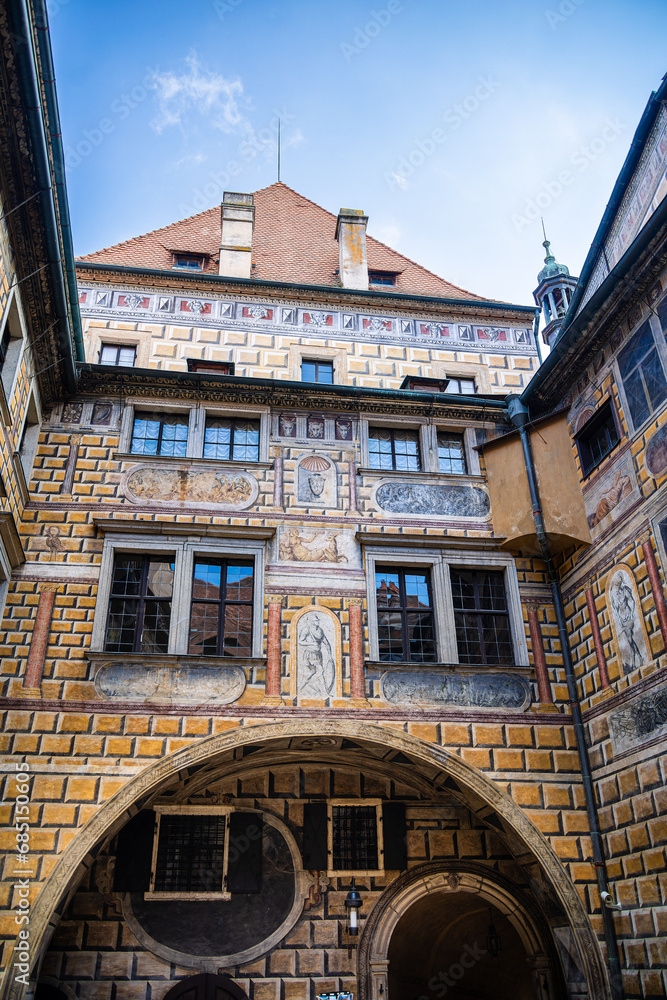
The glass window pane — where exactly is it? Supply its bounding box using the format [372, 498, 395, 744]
[316, 362, 334, 384]
[231, 420, 260, 462]
[404, 572, 432, 609]
[189, 602, 219, 655]
[100, 345, 117, 365]
[105, 598, 138, 652]
[193, 561, 222, 600]
[159, 414, 188, 457]
[110, 555, 144, 596]
[302, 361, 317, 382]
[204, 418, 232, 460]
[140, 600, 171, 654]
[146, 561, 174, 599]
[377, 610, 405, 661]
[225, 562, 254, 601]
[393, 430, 421, 471]
[131, 414, 161, 455]
[375, 570, 400, 607]
[438, 433, 467, 474]
[118, 347, 135, 366]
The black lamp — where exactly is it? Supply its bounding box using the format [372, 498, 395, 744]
[486, 908, 502, 957]
[344, 878, 363, 935]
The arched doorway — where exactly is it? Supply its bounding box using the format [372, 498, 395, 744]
[162, 974, 249, 1000]
[388, 894, 531, 1000]
[359, 863, 563, 1000]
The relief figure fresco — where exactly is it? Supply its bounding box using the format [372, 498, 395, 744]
[279, 528, 348, 564]
[126, 467, 258, 508]
[607, 567, 649, 674]
[297, 612, 336, 698]
[374, 482, 489, 518]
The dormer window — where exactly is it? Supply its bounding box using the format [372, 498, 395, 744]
[172, 253, 205, 271]
[369, 271, 398, 286]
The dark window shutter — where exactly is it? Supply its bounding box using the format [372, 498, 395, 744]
[113, 810, 155, 891]
[227, 812, 263, 893]
[382, 802, 407, 870]
[303, 802, 328, 870]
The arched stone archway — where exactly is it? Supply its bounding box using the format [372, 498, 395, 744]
[2, 720, 610, 1000]
[358, 861, 564, 1000]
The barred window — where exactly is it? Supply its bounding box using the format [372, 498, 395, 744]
[153, 813, 226, 893]
[104, 555, 174, 654]
[450, 568, 513, 665]
[437, 432, 467, 474]
[204, 417, 260, 462]
[188, 559, 254, 656]
[375, 567, 436, 662]
[617, 320, 667, 428]
[369, 428, 421, 471]
[331, 804, 379, 871]
[131, 412, 188, 457]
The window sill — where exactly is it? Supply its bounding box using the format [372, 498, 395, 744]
[358, 467, 484, 482]
[89, 651, 266, 668]
[365, 660, 531, 675]
[115, 451, 272, 470]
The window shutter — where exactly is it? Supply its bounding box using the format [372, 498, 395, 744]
[302, 802, 328, 870]
[382, 802, 407, 870]
[227, 812, 263, 893]
[113, 810, 155, 891]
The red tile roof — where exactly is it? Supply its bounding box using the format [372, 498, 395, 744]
[78, 182, 487, 300]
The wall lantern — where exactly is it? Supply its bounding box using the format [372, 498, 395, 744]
[486, 909, 502, 957]
[345, 878, 363, 935]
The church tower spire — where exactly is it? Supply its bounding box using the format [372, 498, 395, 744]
[532, 222, 578, 348]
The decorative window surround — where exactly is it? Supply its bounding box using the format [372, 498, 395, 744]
[147, 806, 233, 900]
[362, 544, 528, 665]
[288, 343, 350, 384]
[119, 401, 270, 462]
[91, 532, 267, 657]
[0, 290, 27, 406]
[359, 417, 480, 475]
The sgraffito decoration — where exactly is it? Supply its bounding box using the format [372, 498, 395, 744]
[373, 481, 490, 518]
[646, 422, 667, 477]
[609, 681, 667, 754]
[296, 454, 337, 506]
[276, 527, 359, 566]
[605, 564, 650, 675]
[290, 605, 342, 700]
[380, 669, 531, 711]
[124, 466, 259, 509]
[94, 662, 246, 704]
[583, 452, 639, 534]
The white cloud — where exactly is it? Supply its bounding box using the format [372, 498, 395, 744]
[150, 52, 249, 135]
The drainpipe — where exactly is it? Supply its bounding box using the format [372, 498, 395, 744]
[504, 394, 623, 1000]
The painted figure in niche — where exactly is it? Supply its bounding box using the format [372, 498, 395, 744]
[609, 570, 646, 673]
[279, 528, 347, 564]
[279, 414, 296, 437]
[589, 469, 632, 527]
[298, 613, 335, 698]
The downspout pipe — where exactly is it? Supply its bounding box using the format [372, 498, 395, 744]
[504, 394, 623, 1000]
[8, 0, 79, 387]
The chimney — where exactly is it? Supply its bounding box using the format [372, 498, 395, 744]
[335, 208, 368, 289]
[219, 192, 255, 279]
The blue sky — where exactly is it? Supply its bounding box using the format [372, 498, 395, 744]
[50, 0, 667, 309]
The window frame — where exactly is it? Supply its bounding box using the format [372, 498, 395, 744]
[360, 417, 481, 476]
[203, 415, 261, 463]
[449, 566, 514, 666]
[91, 534, 266, 658]
[374, 565, 437, 663]
[327, 799, 384, 877]
[301, 358, 335, 384]
[363, 546, 528, 665]
[119, 402, 270, 463]
[99, 343, 137, 367]
[367, 425, 422, 472]
[614, 314, 667, 434]
[103, 553, 176, 656]
[0, 291, 26, 405]
[147, 805, 233, 900]
[574, 399, 621, 477]
[172, 253, 205, 272]
[368, 271, 398, 286]
[188, 556, 255, 657]
[444, 375, 477, 395]
[130, 409, 191, 458]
